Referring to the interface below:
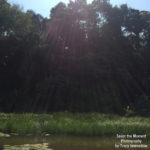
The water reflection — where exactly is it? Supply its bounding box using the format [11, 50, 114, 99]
[0, 135, 149, 150]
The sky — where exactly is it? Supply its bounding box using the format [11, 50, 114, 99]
[8, 0, 150, 18]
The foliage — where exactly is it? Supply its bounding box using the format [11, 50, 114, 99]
[124, 106, 135, 117]
[0, 113, 150, 136]
[0, 0, 150, 115]
[136, 95, 150, 116]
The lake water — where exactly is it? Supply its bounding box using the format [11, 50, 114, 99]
[0, 135, 149, 150]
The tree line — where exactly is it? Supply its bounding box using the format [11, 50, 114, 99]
[0, 0, 150, 116]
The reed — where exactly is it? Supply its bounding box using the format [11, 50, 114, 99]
[0, 112, 150, 137]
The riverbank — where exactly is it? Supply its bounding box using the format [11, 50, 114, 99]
[0, 112, 150, 137]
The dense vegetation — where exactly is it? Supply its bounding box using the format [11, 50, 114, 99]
[0, 112, 150, 136]
[0, 0, 150, 115]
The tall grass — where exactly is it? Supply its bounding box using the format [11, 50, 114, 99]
[0, 112, 150, 137]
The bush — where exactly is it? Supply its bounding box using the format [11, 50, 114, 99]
[136, 95, 150, 116]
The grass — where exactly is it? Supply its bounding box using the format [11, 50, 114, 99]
[0, 112, 150, 137]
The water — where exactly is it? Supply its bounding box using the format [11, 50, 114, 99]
[0, 135, 149, 150]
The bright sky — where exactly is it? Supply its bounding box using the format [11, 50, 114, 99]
[8, 0, 150, 18]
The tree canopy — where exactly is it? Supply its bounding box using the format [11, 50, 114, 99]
[0, 0, 150, 116]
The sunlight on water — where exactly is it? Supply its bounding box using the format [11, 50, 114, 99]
[0, 135, 149, 150]
[2, 143, 52, 150]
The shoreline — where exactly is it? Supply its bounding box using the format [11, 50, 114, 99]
[0, 112, 150, 137]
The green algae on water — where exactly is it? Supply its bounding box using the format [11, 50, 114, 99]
[3, 143, 52, 150]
